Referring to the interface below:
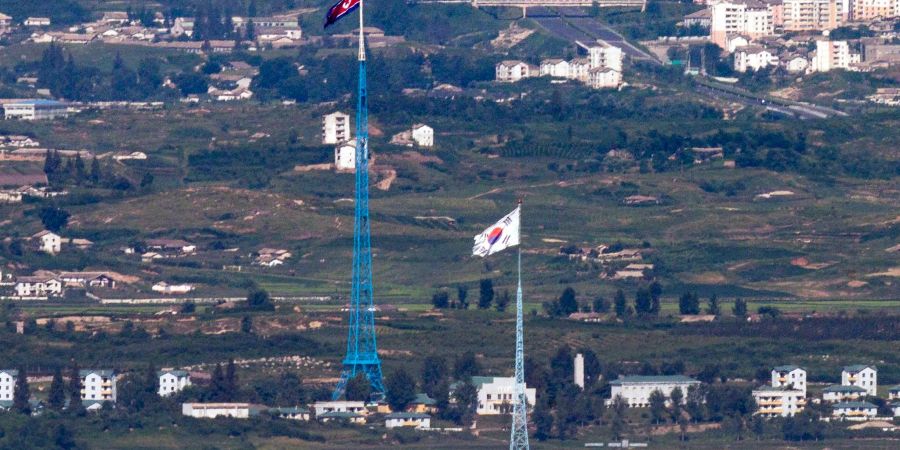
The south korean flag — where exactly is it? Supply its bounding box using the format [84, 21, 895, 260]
[473, 207, 520, 257]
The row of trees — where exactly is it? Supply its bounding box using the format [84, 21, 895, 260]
[430, 280, 512, 312]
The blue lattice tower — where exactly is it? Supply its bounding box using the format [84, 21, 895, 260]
[332, 0, 385, 400]
[510, 208, 530, 450]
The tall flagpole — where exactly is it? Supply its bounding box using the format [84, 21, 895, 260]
[510, 200, 530, 450]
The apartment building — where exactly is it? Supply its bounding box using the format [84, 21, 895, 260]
[0, 370, 16, 405]
[495, 60, 536, 83]
[831, 401, 877, 421]
[782, 0, 844, 31]
[588, 43, 624, 72]
[734, 46, 779, 71]
[607, 375, 702, 407]
[710, 1, 774, 48]
[822, 384, 868, 402]
[158, 370, 192, 397]
[842, 365, 877, 396]
[771, 365, 807, 396]
[322, 111, 351, 145]
[851, 0, 897, 20]
[752, 386, 806, 417]
[813, 40, 859, 72]
[458, 376, 536, 415]
[81, 370, 117, 403]
[540, 59, 570, 78]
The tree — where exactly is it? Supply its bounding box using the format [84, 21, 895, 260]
[68, 363, 83, 411]
[550, 345, 574, 384]
[635, 287, 653, 315]
[610, 395, 628, 440]
[245, 18, 256, 41]
[495, 289, 511, 312]
[345, 373, 371, 401]
[751, 415, 765, 440]
[453, 351, 480, 381]
[421, 355, 447, 397]
[649, 389, 667, 424]
[558, 287, 578, 316]
[225, 359, 238, 401]
[246, 288, 274, 310]
[385, 368, 417, 412]
[733, 298, 748, 317]
[592, 296, 609, 313]
[210, 363, 226, 400]
[241, 315, 252, 333]
[431, 291, 449, 309]
[451, 381, 478, 426]
[686, 384, 707, 422]
[275, 372, 306, 406]
[614, 289, 628, 317]
[38, 206, 70, 232]
[532, 399, 553, 440]
[14, 367, 30, 414]
[54, 424, 77, 449]
[172, 73, 208, 95]
[478, 279, 494, 309]
[457, 285, 469, 309]
[679, 292, 700, 315]
[707, 294, 720, 316]
[649, 281, 662, 315]
[49, 367, 66, 410]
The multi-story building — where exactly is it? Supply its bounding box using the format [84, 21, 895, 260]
[607, 375, 702, 407]
[850, 0, 896, 20]
[752, 386, 806, 417]
[3, 100, 69, 120]
[81, 370, 117, 404]
[495, 60, 536, 83]
[588, 43, 623, 72]
[589, 67, 623, 89]
[822, 384, 868, 402]
[334, 139, 357, 172]
[459, 376, 536, 415]
[0, 370, 16, 405]
[782, 0, 844, 32]
[322, 111, 351, 145]
[734, 46, 779, 71]
[568, 58, 591, 82]
[158, 370, 192, 397]
[540, 59, 570, 78]
[33, 230, 62, 254]
[771, 365, 807, 396]
[842, 365, 877, 396]
[813, 40, 859, 72]
[710, 1, 774, 48]
[411, 124, 433, 148]
[831, 401, 877, 421]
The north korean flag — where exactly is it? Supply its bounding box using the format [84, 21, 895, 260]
[324, 0, 360, 28]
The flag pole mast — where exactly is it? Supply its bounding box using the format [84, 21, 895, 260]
[510, 198, 530, 450]
[358, 0, 365, 62]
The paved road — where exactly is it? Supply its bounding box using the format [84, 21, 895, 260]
[694, 81, 846, 120]
[531, 10, 659, 63]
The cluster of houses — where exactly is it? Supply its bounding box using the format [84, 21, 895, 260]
[560, 244, 653, 280]
[683, 0, 900, 74]
[324, 111, 434, 172]
[495, 42, 625, 89]
[254, 248, 292, 268]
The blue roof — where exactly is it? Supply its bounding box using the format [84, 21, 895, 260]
[385, 412, 430, 419]
[412, 393, 436, 405]
[832, 401, 877, 409]
[7, 99, 66, 106]
[80, 369, 116, 377]
[158, 370, 189, 377]
[843, 365, 876, 373]
[823, 385, 867, 393]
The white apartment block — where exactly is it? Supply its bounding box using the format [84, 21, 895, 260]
[851, 0, 897, 20]
[467, 376, 536, 415]
[81, 370, 117, 403]
[540, 59, 570, 78]
[334, 139, 357, 171]
[841, 365, 877, 396]
[0, 370, 16, 403]
[182, 403, 263, 418]
[312, 401, 367, 417]
[496, 60, 535, 82]
[588, 43, 623, 72]
[822, 384, 868, 402]
[322, 111, 351, 145]
[832, 401, 877, 421]
[813, 40, 859, 72]
[607, 375, 702, 407]
[3, 100, 68, 120]
[710, 1, 774, 49]
[771, 365, 807, 396]
[158, 370, 192, 397]
[411, 124, 433, 147]
[734, 46, 779, 71]
[568, 58, 591, 82]
[752, 386, 806, 417]
[782, 0, 844, 32]
[589, 67, 623, 89]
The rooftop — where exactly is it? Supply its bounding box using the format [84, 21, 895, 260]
[843, 365, 876, 373]
[385, 412, 430, 419]
[832, 401, 877, 409]
[609, 375, 700, 385]
[773, 365, 803, 372]
[823, 385, 867, 393]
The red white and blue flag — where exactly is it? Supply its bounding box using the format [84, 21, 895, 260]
[324, 0, 360, 28]
[473, 207, 520, 257]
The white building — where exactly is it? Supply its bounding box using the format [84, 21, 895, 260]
[411, 124, 433, 147]
[384, 412, 431, 429]
[81, 370, 117, 403]
[813, 40, 859, 72]
[588, 43, 623, 72]
[889, 385, 900, 400]
[607, 375, 702, 407]
[158, 370, 192, 397]
[152, 282, 194, 295]
[540, 59, 570, 78]
[322, 111, 351, 145]
[710, 1, 774, 48]
[822, 384, 868, 403]
[269, 406, 310, 420]
[0, 370, 16, 403]
[24, 17, 51, 27]
[842, 365, 877, 396]
[335, 139, 357, 172]
[15, 275, 62, 297]
[734, 46, 779, 72]
[832, 401, 877, 421]
[568, 58, 591, 82]
[850, 0, 896, 20]
[752, 386, 806, 417]
[771, 365, 807, 396]
[589, 67, 623, 89]
[891, 402, 900, 418]
[784, 55, 810, 73]
[465, 376, 536, 415]
[33, 230, 61, 254]
[182, 403, 263, 418]
[782, 0, 845, 31]
[312, 401, 367, 417]
[495, 60, 535, 83]
[3, 100, 69, 120]
[574, 353, 585, 389]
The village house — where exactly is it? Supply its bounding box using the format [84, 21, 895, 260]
[24, 17, 51, 27]
[734, 46, 778, 72]
[771, 365, 807, 395]
[158, 370, 192, 397]
[407, 393, 438, 414]
[842, 365, 877, 396]
[152, 282, 194, 295]
[14, 274, 63, 297]
[269, 406, 310, 420]
[784, 55, 810, 73]
[335, 139, 357, 172]
[454, 376, 536, 415]
[540, 59, 570, 78]
[607, 375, 702, 407]
[100, 11, 129, 25]
[832, 401, 878, 421]
[318, 411, 366, 424]
[146, 238, 197, 255]
[889, 385, 900, 400]
[390, 124, 434, 148]
[312, 400, 367, 417]
[182, 403, 264, 419]
[752, 386, 806, 417]
[81, 370, 117, 404]
[822, 384, 868, 403]
[170, 17, 195, 37]
[0, 370, 16, 405]
[495, 60, 535, 82]
[255, 248, 292, 267]
[385, 412, 431, 429]
[323, 111, 351, 144]
[589, 67, 623, 89]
